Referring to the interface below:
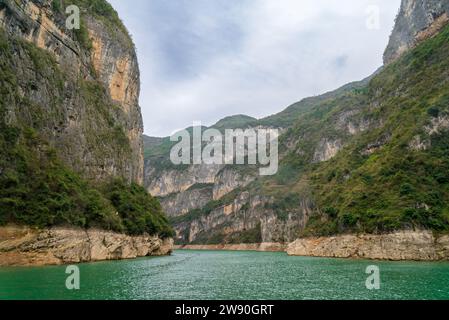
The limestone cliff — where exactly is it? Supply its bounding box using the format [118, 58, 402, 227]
[384, 0, 449, 64]
[144, 79, 371, 245]
[0, 0, 143, 183]
[0, 0, 173, 264]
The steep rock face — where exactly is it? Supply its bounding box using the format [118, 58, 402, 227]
[312, 139, 343, 163]
[174, 192, 314, 244]
[176, 243, 287, 252]
[0, 0, 143, 183]
[212, 168, 255, 200]
[145, 0, 449, 253]
[384, 0, 449, 64]
[146, 164, 223, 197]
[0, 225, 173, 266]
[0, 1, 174, 264]
[144, 79, 373, 245]
[145, 162, 256, 220]
[160, 185, 214, 217]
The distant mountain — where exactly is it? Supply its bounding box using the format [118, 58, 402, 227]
[212, 115, 257, 130]
[144, 0, 449, 253]
[143, 135, 164, 151]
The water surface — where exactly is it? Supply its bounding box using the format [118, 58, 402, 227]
[1, 250, 448, 300]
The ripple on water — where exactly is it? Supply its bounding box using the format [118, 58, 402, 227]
[1, 250, 449, 300]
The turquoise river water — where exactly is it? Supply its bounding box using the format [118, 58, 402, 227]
[0, 250, 449, 300]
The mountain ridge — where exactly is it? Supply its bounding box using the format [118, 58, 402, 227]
[144, 0, 449, 252]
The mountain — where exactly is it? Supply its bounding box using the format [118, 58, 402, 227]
[0, 0, 172, 266]
[144, 0, 449, 259]
[143, 73, 377, 243]
[384, 0, 449, 64]
[213, 115, 257, 130]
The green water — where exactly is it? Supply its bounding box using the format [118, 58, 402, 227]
[1, 250, 449, 300]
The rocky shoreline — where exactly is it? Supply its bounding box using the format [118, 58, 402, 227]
[0, 226, 173, 267]
[175, 243, 287, 252]
[3, 228, 449, 266]
[176, 231, 449, 261]
[287, 231, 449, 261]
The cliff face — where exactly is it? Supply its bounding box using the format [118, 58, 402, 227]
[0, 0, 174, 263]
[0, 0, 143, 183]
[384, 0, 449, 64]
[145, 0, 449, 251]
[144, 80, 371, 245]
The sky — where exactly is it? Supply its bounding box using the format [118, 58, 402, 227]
[108, 0, 401, 137]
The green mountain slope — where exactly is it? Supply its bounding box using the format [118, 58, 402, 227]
[255, 22, 449, 236]
[142, 1, 449, 244]
[158, 23, 449, 244]
[259, 75, 375, 129]
[304, 25, 449, 235]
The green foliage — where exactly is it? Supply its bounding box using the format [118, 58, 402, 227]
[67, 0, 132, 45]
[74, 17, 92, 51]
[0, 123, 173, 237]
[400, 183, 415, 196]
[104, 179, 174, 238]
[52, 0, 62, 14]
[0, 28, 172, 238]
[427, 106, 440, 118]
[212, 115, 257, 131]
[0, 125, 113, 230]
[227, 224, 262, 244]
[265, 193, 300, 221]
[323, 207, 338, 219]
[301, 24, 449, 235]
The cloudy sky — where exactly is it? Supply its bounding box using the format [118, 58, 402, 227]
[108, 0, 401, 137]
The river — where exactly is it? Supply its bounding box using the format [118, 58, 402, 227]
[1, 250, 448, 300]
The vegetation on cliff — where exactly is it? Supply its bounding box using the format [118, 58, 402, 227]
[0, 6, 173, 238]
[0, 120, 173, 238]
[53, 0, 131, 44]
[145, 22, 449, 243]
[304, 24, 449, 235]
[257, 23, 449, 236]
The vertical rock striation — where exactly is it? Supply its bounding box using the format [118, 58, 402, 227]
[384, 0, 449, 64]
[0, 1, 174, 265]
[0, 0, 143, 183]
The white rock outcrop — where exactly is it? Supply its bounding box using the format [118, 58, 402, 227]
[287, 231, 449, 261]
[0, 226, 173, 266]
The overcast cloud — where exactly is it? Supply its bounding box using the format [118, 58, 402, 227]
[108, 0, 401, 137]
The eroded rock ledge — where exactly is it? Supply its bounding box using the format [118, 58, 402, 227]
[176, 231, 449, 261]
[287, 231, 449, 261]
[175, 243, 287, 252]
[0, 226, 173, 266]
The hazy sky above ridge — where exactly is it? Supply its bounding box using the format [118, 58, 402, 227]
[108, 0, 401, 137]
